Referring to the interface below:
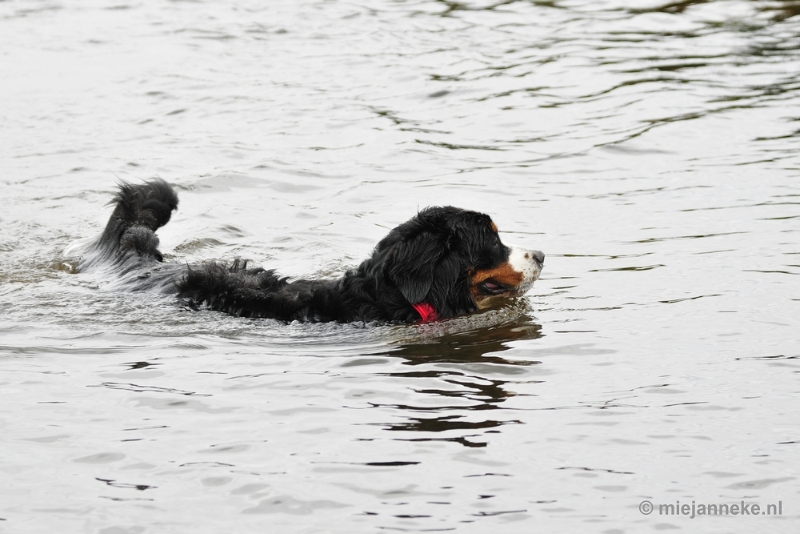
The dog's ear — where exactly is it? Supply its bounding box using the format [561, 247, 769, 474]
[424, 252, 465, 316]
[385, 231, 447, 304]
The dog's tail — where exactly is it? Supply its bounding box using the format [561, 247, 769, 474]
[74, 179, 179, 272]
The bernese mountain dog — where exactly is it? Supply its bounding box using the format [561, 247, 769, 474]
[72, 180, 544, 323]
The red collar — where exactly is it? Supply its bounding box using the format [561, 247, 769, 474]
[412, 302, 439, 323]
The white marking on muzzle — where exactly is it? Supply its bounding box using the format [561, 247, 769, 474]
[507, 245, 544, 294]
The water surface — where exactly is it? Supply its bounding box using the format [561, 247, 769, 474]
[1, 0, 799, 532]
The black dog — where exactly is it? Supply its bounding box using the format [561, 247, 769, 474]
[73, 180, 544, 323]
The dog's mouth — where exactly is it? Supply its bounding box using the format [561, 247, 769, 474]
[478, 278, 516, 296]
[472, 279, 527, 310]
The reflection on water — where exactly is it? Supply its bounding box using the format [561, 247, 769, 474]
[2, 0, 800, 532]
[371, 304, 543, 447]
[374, 303, 542, 447]
[389, 301, 543, 363]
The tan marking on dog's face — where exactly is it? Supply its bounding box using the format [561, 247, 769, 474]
[469, 262, 524, 308]
[470, 263, 523, 287]
[469, 245, 543, 309]
[490, 221, 498, 233]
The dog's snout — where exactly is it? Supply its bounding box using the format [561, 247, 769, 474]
[532, 250, 545, 265]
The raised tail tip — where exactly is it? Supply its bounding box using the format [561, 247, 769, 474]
[113, 179, 179, 231]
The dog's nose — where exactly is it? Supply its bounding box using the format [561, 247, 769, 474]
[532, 250, 545, 265]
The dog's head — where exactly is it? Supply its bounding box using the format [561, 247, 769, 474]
[375, 206, 544, 320]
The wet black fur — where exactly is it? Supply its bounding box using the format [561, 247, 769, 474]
[77, 180, 512, 323]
